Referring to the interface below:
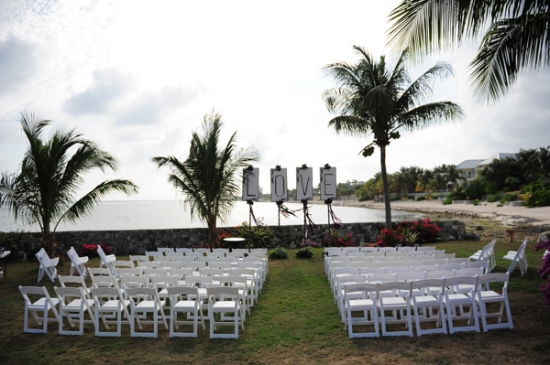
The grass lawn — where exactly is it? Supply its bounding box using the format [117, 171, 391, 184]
[1, 241, 550, 364]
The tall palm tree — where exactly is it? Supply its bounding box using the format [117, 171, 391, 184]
[444, 164, 465, 190]
[388, 0, 550, 103]
[324, 46, 463, 229]
[152, 111, 259, 247]
[0, 112, 138, 256]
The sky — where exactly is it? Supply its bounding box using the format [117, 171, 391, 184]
[1, 0, 549, 201]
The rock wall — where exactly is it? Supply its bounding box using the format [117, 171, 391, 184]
[16, 220, 466, 256]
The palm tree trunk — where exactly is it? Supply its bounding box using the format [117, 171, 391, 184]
[379, 145, 392, 229]
[208, 215, 217, 249]
[42, 224, 55, 257]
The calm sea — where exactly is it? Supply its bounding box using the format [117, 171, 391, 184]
[0, 200, 423, 233]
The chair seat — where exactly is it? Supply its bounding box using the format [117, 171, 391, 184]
[29, 297, 60, 310]
[348, 299, 374, 309]
[64, 299, 94, 310]
[174, 300, 197, 311]
[212, 301, 239, 312]
[381, 297, 407, 306]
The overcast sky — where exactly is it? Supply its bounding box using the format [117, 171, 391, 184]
[1, 0, 549, 201]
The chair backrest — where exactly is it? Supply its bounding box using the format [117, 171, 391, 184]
[463, 261, 489, 272]
[411, 278, 445, 294]
[54, 286, 88, 304]
[112, 260, 135, 269]
[167, 286, 199, 301]
[175, 248, 194, 254]
[365, 273, 397, 283]
[455, 267, 484, 277]
[206, 286, 240, 301]
[443, 275, 479, 293]
[150, 275, 178, 289]
[88, 267, 112, 277]
[117, 268, 142, 277]
[411, 264, 438, 272]
[397, 246, 416, 252]
[120, 275, 149, 290]
[186, 275, 213, 288]
[359, 267, 386, 275]
[129, 255, 150, 264]
[91, 275, 119, 288]
[158, 247, 175, 254]
[438, 263, 463, 271]
[58, 275, 88, 289]
[378, 281, 412, 297]
[477, 272, 509, 290]
[344, 283, 378, 298]
[425, 270, 455, 280]
[360, 246, 378, 253]
[397, 271, 426, 282]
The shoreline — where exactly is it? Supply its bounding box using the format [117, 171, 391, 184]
[330, 199, 550, 241]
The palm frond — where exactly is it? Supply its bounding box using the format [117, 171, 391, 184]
[470, 11, 550, 103]
[56, 179, 138, 230]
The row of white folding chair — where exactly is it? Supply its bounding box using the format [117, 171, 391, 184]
[328, 258, 469, 283]
[343, 273, 512, 338]
[343, 249, 445, 257]
[35, 248, 59, 283]
[330, 262, 481, 293]
[325, 246, 437, 254]
[333, 267, 484, 312]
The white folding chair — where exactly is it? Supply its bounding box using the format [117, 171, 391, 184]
[411, 279, 447, 336]
[442, 276, 480, 334]
[206, 287, 245, 339]
[58, 275, 90, 298]
[167, 286, 205, 337]
[158, 247, 175, 255]
[35, 248, 59, 283]
[126, 287, 169, 337]
[504, 240, 528, 276]
[475, 273, 514, 332]
[345, 283, 379, 338]
[90, 287, 130, 337]
[67, 247, 89, 278]
[378, 281, 413, 337]
[19, 285, 60, 333]
[97, 245, 116, 276]
[54, 286, 95, 335]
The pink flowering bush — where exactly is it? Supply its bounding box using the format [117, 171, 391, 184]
[376, 218, 442, 247]
[324, 230, 354, 247]
[301, 239, 322, 248]
[376, 229, 402, 247]
[534, 239, 550, 308]
[79, 243, 110, 257]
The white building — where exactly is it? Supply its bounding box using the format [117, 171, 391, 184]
[456, 153, 517, 187]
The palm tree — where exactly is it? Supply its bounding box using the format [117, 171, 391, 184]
[0, 112, 138, 256]
[388, 0, 550, 103]
[324, 46, 463, 229]
[152, 111, 259, 247]
[444, 165, 465, 190]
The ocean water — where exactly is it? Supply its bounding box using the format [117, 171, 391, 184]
[0, 200, 423, 232]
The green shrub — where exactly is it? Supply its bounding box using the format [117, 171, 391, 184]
[0, 231, 29, 262]
[442, 195, 453, 205]
[295, 247, 314, 259]
[473, 199, 480, 206]
[269, 247, 288, 259]
[234, 222, 275, 248]
[416, 196, 425, 201]
[500, 192, 519, 204]
[487, 194, 500, 202]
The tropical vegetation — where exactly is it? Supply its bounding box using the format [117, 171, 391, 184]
[388, 0, 550, 103]
[0, 112, 138, 256]
[323, 46, 463, 229]
[152, 111, 259, 247]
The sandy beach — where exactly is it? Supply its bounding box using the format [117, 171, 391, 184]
[337, 199, 550, 240]
[345, 199, 550, 225]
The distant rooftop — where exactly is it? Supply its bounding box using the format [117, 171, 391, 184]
[478, 153, 517, 167]
[456, 159, 484, 169]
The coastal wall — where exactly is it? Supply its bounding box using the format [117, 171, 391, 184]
[15, 220, 466, 257]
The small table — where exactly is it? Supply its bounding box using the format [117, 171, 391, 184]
[223, 238, 245, 251]
[0, 251, 11, 278]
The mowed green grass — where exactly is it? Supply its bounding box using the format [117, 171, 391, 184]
[1, 241, 550, 365]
